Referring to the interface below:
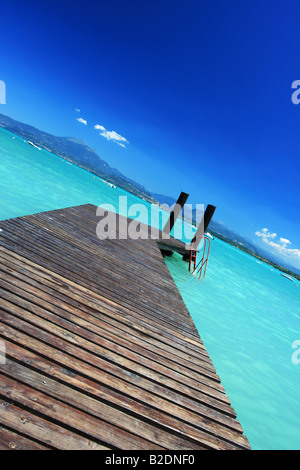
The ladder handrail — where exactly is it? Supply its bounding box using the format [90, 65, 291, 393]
[188, 236, 211, 279]
[188, 244, 198, 273]
[197, 236, 211, 279]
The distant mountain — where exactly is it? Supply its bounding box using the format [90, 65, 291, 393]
[208, 219, 266, 254]
[0, 112, 298, 279]
[149, 192, 177, 207]
[0, 112, 158, 204]
[206, 219, 300, 280]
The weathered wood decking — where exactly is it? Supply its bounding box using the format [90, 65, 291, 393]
[0, 204, 250, 450]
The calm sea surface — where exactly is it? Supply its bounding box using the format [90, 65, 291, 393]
[1, 126, 299, 449]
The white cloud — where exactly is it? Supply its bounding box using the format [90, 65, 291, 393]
[94, 123, 129, 147]
[75, 108, 80, 112]
[94, 124, 106, 131]
[279, 238, 291, 246]
[76, 117, 87, 125]
[255, 229, 277, 239]
[100, 130, 128, 143]
[255, 228, 300, 263]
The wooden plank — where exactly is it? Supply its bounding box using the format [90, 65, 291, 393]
[0, 426, 50, 450]
[0, 247, 211, 364]
[0, 401, 108, 450]
[0, 204, 251, 450]
[0, 273, 214, 375]
[5, 358, 237, 450]
[1, 362, 207, 450]
[0, 373, 168, 450]
[0, 221, 201, 344]
[0, 246, 207, 364]
[0, 311, 236, 415]
[0, 280, 220, 389]
[1, 340, 248, 449]
[0, 241, 204, 349]
[0, 328, 245, 434]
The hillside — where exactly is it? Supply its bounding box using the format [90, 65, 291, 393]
[0, 113, 158, 204]
[207, 220, 300, 281]
[0, 112, 299, 280]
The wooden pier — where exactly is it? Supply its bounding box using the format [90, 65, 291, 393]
[0, 204, 250, 450]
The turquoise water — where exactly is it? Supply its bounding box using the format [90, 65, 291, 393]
[1, 126, 300, 449]
[165, 245, 300, 450]
[0, 127, 163, 223]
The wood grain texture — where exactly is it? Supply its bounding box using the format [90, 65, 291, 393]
[0, 204, 250, 450]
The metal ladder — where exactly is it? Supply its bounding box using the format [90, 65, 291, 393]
[188, 236, 211, 279]
[188, 246, 198, 273]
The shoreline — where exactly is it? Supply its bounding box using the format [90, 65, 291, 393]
[1, 124, 299, 282]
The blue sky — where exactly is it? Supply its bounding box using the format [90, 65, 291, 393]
[1, 0, 300, 269]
